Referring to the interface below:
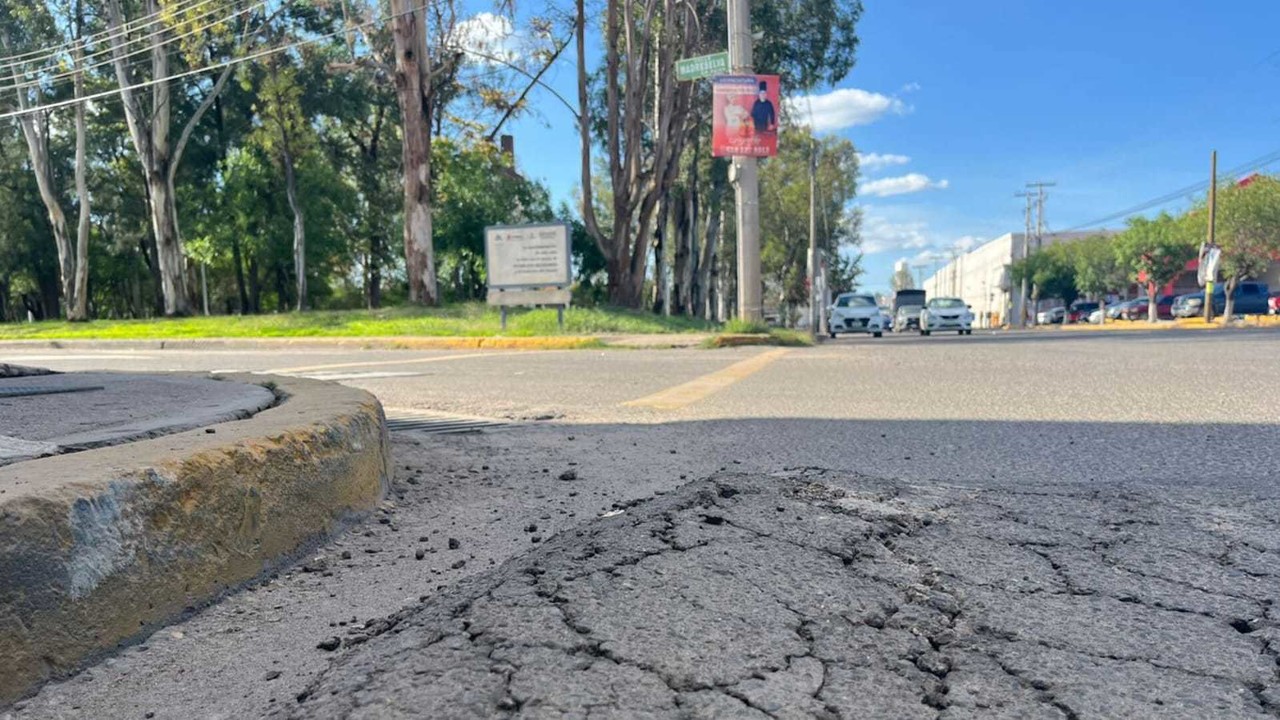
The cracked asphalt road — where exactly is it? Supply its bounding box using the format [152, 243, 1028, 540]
[290, 470, 1280, 719]
[4, 329, 1280, 719]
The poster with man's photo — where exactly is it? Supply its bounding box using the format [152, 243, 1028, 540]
[712, 74, 780, 158]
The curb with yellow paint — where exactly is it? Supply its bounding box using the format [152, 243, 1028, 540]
[0, 374, 390, 706]
[622, 348, 791, 410]
[1056, 315, 1280, 332]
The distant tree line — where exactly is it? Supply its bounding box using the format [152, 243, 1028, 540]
[0, 0, 866, 323]
[1011, 175, 1280, 322]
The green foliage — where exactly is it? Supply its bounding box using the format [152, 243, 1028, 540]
[0, 304, 713, 339]
[1009, 244, 1078, 305]
[1115, 212, 1197, 292]
[1072, 234, 1126, 298]
[1215, 176, 1280, 284]
[760, 128, 861, 311]
[431, 138, 555, 302]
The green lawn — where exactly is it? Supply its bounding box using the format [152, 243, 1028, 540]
[0, 304, 717, 340]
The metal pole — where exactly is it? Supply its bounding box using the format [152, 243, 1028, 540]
[808, 140, 818, 337]
[728, 0, 761, 322]
[1205, 150, 1217, 323]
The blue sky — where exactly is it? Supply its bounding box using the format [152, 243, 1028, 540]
[495, 1, 1280, 295]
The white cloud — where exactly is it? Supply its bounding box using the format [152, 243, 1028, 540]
[452, 12, 520, 63]
[861, 173, 950, 198]
[788, 87, 909, 132]
[856, 152, 911, 172]
[952, 235, 981, 253]
[900, 82, 922, 94]
[861, 211, 932, 255]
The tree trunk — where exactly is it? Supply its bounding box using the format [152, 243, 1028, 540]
[280, 144, 306, 311]
[367, 232, 383, 309]
[672, 187, 694, 316]
[1223, 277, 1237, 322]
[248, 254, 262, 313]
[71, 47, 91, 322]
[390, 0, 438, 305]
[231, 235, 248, 313]
[652, 199, 668, 314]
[1147, 281, 1158, 323]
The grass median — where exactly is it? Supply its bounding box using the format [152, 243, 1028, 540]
[0, 304, 716, 341]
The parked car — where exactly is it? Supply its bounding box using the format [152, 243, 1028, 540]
[1087, 308, 1105, 324]
[893, 305, 921, 332]
[1121, 295, 1175, 321]
[1269, 291, 1280, 315]
[827, 293, 886, 338]
[919, 297, 973, 336]
[878, 306, 895, 330]
[1067, 301, 1099, 324]
[1172, 282, 1271, 318]
[1036, 306, 1066, 324]
[1107, 298, 1142, 320]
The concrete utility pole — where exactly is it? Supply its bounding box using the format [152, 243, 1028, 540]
[1205, 150, 1217, 323]
[1028, 181, 1055, 252]
[808, 140, 819, 336]
[728, 0, 761, 322]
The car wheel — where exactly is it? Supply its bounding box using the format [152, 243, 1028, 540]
[873, 331, 882, 338]
[923, 330, 932, 336]
[828, 331, 836, 339]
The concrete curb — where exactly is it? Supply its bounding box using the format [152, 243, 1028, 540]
[1056, 316, 1280, 332]
[0, 374, 390, 706]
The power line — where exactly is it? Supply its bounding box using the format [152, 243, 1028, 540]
[0, 0, 232, 71]
[0, 0, 420, 122]
[1062, 148, 1280, 231]
[0, 0, 269, 98]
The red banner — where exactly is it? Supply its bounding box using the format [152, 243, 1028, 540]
[712, 74, 779, 158]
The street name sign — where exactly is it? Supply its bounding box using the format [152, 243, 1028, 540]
[676, 52, 730, 81]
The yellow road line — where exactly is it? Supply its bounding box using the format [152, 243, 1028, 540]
[269, 352, 508, 374]
[621, 348, 790, 410]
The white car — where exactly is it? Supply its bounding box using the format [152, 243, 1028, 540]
[919, 297, 973, 336]
[827, 293, 886, 338]
[1036, 306, 1066, 324]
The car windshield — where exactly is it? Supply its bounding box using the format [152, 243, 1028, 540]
[927, 298, 965, 309]
[835, 295, 875, 307]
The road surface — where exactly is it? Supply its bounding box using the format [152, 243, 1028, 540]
[4, 329, 1279, 719]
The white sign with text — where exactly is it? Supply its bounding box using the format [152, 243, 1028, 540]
[485, 224, 572, 290]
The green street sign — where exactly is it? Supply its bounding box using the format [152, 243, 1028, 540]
[676, 52, 730, 81]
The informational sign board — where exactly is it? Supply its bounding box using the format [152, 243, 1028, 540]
[484, 223, 571, 290]
[712, 74, 780, 158]
[676, 52, 730, 81]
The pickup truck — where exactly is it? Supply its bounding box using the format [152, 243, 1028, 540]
[1171, 281, 1271, 318]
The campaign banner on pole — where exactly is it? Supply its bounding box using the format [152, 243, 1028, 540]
[712, 74, 780, 158]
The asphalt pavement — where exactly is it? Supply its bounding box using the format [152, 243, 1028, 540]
[3, 328, 1279, 719]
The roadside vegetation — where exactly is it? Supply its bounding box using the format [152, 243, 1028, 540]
[0, 305, 714, 340]
[1011, 175, 1280, 322]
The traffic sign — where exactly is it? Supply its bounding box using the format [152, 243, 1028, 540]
[676, 52, 730, 81]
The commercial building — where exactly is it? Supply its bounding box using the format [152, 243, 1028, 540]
[922, 231, 1103, 327]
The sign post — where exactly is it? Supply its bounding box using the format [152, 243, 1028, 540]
[676, 52, 730, 81]
[484, 223, 573, 331]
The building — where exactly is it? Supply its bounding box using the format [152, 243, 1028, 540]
[922, 231, 1104, 327]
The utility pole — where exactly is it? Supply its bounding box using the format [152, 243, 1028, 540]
[728, 0, 761, 322]
[808, 140, 819, 337]
[1015, 191, 1033, 327]
[1205, 150, 1217, 323]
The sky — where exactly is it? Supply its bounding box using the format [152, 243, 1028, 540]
[489, 0, 1280, 296]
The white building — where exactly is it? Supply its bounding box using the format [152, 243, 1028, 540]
[922, 231, 1104, 327]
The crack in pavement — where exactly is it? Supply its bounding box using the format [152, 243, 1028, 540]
[282, 469, 1280, 719]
